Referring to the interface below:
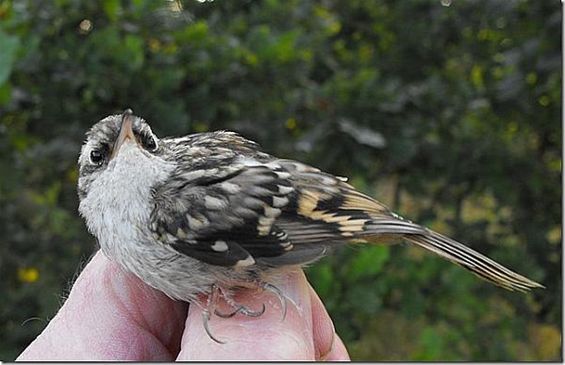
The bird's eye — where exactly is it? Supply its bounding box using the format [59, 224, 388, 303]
[141, 134, 158, 152]
[89, 149, 105, 165]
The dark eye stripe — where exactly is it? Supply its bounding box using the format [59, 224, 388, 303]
[141, 133, 158, 152]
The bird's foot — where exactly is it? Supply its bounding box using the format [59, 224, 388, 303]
[201, 281, 290, 343]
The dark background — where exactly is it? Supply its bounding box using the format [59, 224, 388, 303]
[0, 0, 561, 360]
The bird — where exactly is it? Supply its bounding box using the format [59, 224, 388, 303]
[77, 109, 543, 342]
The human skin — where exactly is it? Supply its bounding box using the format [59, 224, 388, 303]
[16, 251, 350, 361]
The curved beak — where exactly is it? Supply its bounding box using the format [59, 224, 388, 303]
[110, 109, 137, 160]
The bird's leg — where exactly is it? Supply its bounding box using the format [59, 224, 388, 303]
[215, 303, 266, 318]
[202, 284, 226, 344]
[211, 281, 289, 321]
[214, 286, 266, 318]
[261, 282, 288, 321]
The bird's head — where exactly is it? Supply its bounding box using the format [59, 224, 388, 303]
[77, 109, 167, 200]
[77, 110, 174, 240]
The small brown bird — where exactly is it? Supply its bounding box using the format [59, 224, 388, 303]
[77, 110, 543, 342]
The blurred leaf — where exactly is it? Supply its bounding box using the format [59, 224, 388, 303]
[338, 118, 386, 149]
[415, 327, 445, 360]
[347, 245, 390, 281]
[528, 324, 561, 360]
[307, 262, 333, 298]
[0, 29, 19, 86]
[0, 82, 12, 105]
[103, 0, 122, 22]
[124, 34, 144, 71]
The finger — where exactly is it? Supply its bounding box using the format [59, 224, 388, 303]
[324, 334, 350, 361]
[309, 284, 350, 361]
[177, 269, 316, 360]
[17, 251, 187, 361]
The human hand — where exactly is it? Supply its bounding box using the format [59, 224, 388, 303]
[16, 251, 350, 361]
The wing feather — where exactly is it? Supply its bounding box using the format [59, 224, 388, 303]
[149, 143, 543, 290]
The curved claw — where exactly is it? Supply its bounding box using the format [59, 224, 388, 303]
[214, 306, 241, 318]
[263, 283, 287, 321]
[239, 303, 266, 317]
[202, 311, 226, 344]
[214, 303, 266, 318]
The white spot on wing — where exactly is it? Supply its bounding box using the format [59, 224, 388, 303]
[294, 162, 320, 172]
[205, 195, 227, 210]
[278, 185, 294, 194]
[320, 176, 338, 185]
[187, 214, 209, 230]
[275, 231, 288, 239]
[273, 196, 289, 208]
[264, 206, 281, 218]
[265, 162, 282, 170]
[176, 228, 187, 239]
[219, 182, 240, 194]
[257, 216, 275, 235]
[237, 157, 263, 167]
[275, 171, 291, 179]
[235, 255, 256, 267]
[181, 170, 206, 180]
[211, 240, 228, 252]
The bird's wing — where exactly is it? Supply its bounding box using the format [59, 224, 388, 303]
[149, 155, 423, 267]
[150, 153, 543, 291]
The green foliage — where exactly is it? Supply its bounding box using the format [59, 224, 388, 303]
[0, 0, 561, 361]
[0, 28, 18, 86]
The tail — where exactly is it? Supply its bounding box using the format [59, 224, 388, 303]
[406, 230, 544, 292]
[286, 185, 543, 291]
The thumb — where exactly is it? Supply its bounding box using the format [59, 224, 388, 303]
[177, 269, 316, 360]
[17, 251, 186, 361]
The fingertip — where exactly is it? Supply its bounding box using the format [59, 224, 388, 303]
[308, 283, 350, 361]
[178, 270, 316, 360]
[323, 334, 350, 361]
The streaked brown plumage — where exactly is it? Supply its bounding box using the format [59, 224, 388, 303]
[77, 110, 543, 342]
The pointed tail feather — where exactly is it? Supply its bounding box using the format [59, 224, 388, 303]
[406, 230, 544, 292]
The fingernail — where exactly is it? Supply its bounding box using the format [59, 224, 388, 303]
[265, 269, 310, 317]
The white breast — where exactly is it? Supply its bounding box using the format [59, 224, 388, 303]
[78, 141, 243, 302]
[79, 141, 175, 265]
